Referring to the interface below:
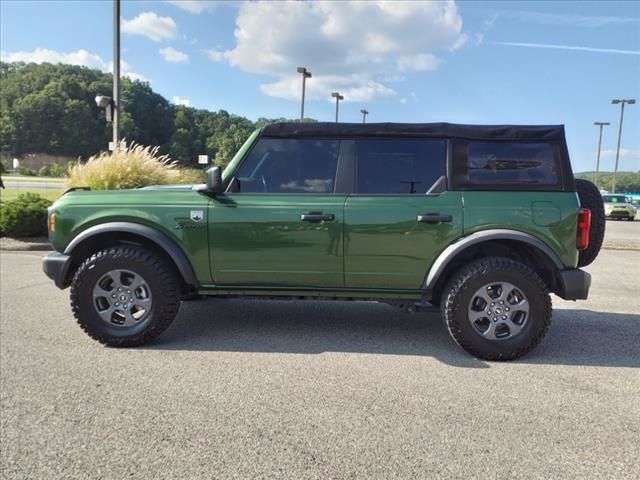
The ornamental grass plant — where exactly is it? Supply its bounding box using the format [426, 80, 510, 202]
[67, 142, 204, 190]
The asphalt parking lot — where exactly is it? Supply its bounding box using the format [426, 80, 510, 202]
[1, 224, 639, 479]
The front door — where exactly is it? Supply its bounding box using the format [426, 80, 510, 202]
[344, 138, 463, 290]
[209, 137, 346, 288]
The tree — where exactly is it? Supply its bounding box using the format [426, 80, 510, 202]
[0, 61, 317, 165]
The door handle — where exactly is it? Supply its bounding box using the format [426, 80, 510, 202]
[300, 213, 335, 222]
[417, 214, 452, 224]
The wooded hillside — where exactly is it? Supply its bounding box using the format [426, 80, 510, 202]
[0, 62, 309, 168]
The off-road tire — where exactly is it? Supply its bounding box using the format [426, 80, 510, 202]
[575, 179, 605, 267]
[441, 257, 552, 361]
[70, 246, 181, 347]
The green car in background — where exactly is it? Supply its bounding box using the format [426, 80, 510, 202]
[602, 194, 636, 221]
[43, 122, 606, 360]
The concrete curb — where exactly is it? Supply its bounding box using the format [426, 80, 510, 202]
[0, 237, 51, 252]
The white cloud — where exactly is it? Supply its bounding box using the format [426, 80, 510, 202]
[397, 54, 441, 72]
[209, 0, 465, 101]
[117, 60, 147, 82]
[399, 91, 418, 104]
[1, 48, 107, 70]
[168, 1, 217, 14]
[122, 12, 177, 42]
[260, 74, 396, 103]
[172, 96, 191, 106]
[206, 49, 225, 62]
[601, 149, 640, 160]
[1, 48, 146, 81]
[160, 46, 189, 63]
[494, 42, 640, 56]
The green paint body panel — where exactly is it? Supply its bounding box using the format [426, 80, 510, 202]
[461, 191, 579, 268]
[209, 194, 346, 287]
[344, 192, 463, 289]
[49, 186, 213, 283]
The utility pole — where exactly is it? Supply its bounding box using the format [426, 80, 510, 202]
[113, 0, 121, 151]
[360, 109, 369, 124]
[331, 92, 343, 123]
[593, 121, 609, 188]
[611, 98, 636, 193]
[297, 67, 311, 121]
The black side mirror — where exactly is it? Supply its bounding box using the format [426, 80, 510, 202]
[206, 166, 223, 193]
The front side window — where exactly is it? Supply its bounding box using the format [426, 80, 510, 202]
[355, 139, 446, 194]
[467, 142, 558, 186]
[232, 138, 340, 194]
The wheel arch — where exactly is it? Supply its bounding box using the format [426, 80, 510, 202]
[426, 229, 565, 303]
[63, 222, 198, 289]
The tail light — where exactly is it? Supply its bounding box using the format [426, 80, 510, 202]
[576, 208, 591, 250]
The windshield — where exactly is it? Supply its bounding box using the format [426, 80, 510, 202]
[602, 195, 627, 204]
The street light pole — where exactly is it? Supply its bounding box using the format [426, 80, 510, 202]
[360, 109, 369, 124]
[296, 67, 312, 121]
[113, 0, 121, 151]
[611, 98, 636, 193]
[331, 92, 343, 123]
[593, 121, 609, 188]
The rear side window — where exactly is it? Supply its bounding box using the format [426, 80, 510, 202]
[466, 142, 558, 186]
[355, 139, 445, 194]
[233, 138, 340, 194]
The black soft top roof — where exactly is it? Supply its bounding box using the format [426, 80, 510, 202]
[261, 122, 566, 142]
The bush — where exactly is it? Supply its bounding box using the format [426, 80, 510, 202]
[49, 163, 68, 177]
[67, 142, 203, 190]
[38, 163, 67, 178]
[16, 165, 37, 176]
[38, 165, 51, 177]
[0, 193, 52, 237]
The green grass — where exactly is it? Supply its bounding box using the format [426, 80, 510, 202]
[0, 186, 64, 203]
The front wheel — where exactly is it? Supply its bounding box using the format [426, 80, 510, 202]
[441, 257, 551, 361]
[70, 246, 182, 347]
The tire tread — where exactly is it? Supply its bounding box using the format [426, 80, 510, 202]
[70, 246, 181, 347]
[442, 257, 552, 361]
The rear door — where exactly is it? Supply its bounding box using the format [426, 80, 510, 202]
[344, 138, 463, 290]
[209, 137, 346, 288]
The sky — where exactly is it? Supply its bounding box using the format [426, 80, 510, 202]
[1, 0, 639, 173]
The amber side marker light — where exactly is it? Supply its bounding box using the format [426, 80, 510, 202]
[49, 213, 55, 233]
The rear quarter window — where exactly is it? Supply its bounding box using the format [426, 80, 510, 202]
[468, 143, 558, 185]
[452, 141, 563, 190]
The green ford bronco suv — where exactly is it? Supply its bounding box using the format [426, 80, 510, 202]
[43, 123, 605, 360]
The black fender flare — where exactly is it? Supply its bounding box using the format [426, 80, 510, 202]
[424, 229, 565, 290]
[64, 222, 198, 286]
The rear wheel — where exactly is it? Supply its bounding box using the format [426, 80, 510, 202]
[70, 246, 181, 347]
[441, 257, 551, 361]
[575, 179, 605, 267]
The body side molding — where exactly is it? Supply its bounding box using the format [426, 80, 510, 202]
[64, 222, 198, 286]
[424, 229, 565, 289]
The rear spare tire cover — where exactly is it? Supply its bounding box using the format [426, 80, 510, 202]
[575, 179, 605, 267]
